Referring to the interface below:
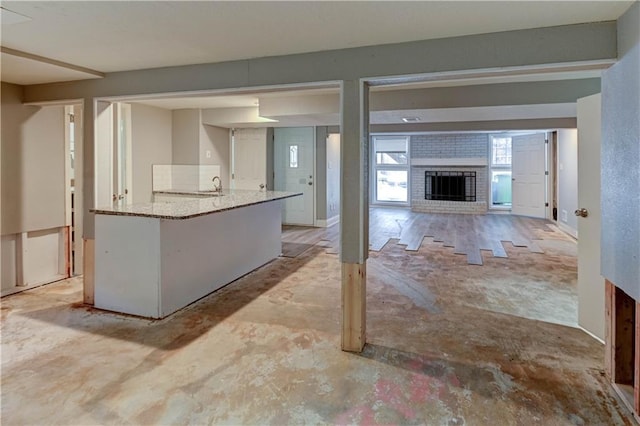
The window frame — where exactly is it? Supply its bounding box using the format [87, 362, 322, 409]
[489, 134, 513, 209]
[370, 136, 410, 206]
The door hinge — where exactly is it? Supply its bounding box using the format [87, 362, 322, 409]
[545, 139, 549, 144]
[231, 129, 235, 137]
[545, 202, 549, 207]
[545, 171, 549, 175]
[232, 173, 235, 179]
[69, 113, 75, 123]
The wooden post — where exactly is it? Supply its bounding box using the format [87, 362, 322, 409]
[342, 263, 366, 352]
[605, 280, 614, 378]
[83, 238, 95, 305]
[340, 79, 370, 353]
[635, 300, 640, 415]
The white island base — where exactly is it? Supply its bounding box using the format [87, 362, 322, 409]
[94, 201, 281, 318]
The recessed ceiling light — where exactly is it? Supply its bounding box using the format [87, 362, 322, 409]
[402, 117, 420, 123]
[0, 7, 32, 26]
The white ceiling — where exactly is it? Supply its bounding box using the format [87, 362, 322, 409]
[0, 1, 630, 128]
[0, 1, 633, 81]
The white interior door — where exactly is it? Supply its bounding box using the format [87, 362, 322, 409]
[577, 93, 604, 341]
[274, 127, 315, 225]
[233, 128, 267, 190]
[512, 133, 547, 218]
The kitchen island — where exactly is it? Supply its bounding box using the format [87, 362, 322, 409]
[91, 189, 301, 318]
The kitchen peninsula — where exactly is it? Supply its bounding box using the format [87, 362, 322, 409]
[91, 189, 301, 318]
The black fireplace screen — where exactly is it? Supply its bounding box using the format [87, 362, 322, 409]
[425, 171, 476, 202]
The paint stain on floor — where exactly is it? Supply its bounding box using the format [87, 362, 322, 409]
[1, 224, 633, 425]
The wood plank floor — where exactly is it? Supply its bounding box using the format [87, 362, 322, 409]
[281, 207, 562, 265]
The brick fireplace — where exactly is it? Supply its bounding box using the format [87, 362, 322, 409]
[410, 133, 489, 214]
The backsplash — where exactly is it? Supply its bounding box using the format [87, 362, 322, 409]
[152, 164, 221, 191]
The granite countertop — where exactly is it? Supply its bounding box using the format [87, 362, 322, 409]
[91, 189, 302, 220]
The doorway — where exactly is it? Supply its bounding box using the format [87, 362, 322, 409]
[95, 101, 133, 206]
[232, 128, 268, 191]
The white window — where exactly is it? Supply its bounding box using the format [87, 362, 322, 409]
[289, 145, 298, 168]
[371, 136, 409, 204]
[490, 135, 512, 208]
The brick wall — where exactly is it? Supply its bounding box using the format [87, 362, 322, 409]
[410, 133, 490, 214]
[411, 133, 489, 159]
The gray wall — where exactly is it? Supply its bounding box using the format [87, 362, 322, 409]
[315, 127, 328, 221]
[130, 103, 173, 203]
[602, 2, 640, 299]
[172, 109, 200, 164]
[557, 129, 578, 236]
[1, 82, 66, 235]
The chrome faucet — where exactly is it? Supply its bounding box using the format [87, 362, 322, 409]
[211, 176, 222, 194]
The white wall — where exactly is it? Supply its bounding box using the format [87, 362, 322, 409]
[326, 133, 341, 220]
[1, 82, 68, 291]
[556, 129, 578, 237]
[130, 103, 172, 203]
[200, 124, 230, 185]
[172, 109, 200, 164]
[1, 83, 66, 234]
[95, 101, 113, 208]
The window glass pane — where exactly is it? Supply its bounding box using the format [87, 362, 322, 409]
[492, 137, 512, 165]
[289, 145, 298, 168]
[376, 170, 408, 202]
[375, 138, 408, 165]
[491, 171, 512, 206]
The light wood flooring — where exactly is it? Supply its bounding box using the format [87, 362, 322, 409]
[282, 207, 562, 265]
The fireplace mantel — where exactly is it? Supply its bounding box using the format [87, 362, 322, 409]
[411, 157, 487, 167]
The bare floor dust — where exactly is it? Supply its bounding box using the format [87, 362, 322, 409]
[1, 220, 633, 425]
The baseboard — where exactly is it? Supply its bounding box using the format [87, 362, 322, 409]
[579, 325, 605, 345]
[557, 222, 578, 239]
[316, 215, 340, 228]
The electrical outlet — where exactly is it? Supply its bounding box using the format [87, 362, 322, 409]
[561, 209, 568, 222]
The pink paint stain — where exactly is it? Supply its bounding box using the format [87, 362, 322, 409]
[409, 374, 433, 403]
[375, 379, 416, 420]
[335, 405, 377, 426]
[447, 373, 461, 388]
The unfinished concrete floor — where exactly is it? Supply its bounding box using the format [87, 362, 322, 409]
[1, 212, 633, 425]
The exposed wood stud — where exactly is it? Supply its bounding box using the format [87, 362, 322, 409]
[635, 301, 640, 415]
[606, 280, 614, 378]
[341, 262, 366, 352]
[614, 286, 635, 384]
[83, 238, 95, 305]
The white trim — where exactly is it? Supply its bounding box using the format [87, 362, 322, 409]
[316, 215, 340, 228]
[411, 157, 487, 167]
[557, 221, 578, 239]
[578, 326, 604, 345]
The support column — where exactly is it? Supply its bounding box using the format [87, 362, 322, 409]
[340, 79, 369, 352]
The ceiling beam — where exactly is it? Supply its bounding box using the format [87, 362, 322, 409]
[23, 21, 615, 102]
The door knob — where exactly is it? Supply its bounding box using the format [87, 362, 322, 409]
[308, 182, 313, 186]
[574, 208, 589, 218]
